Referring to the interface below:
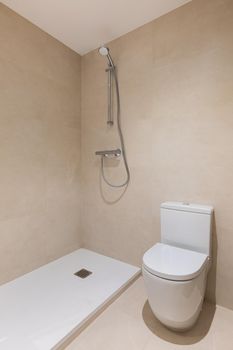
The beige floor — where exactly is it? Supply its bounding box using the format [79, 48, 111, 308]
[65, 277, 233, 350]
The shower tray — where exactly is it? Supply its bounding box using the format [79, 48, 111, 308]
[0, 249, 140, 349]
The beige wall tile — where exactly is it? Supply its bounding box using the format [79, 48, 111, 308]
[1, 0, 233, 312]
[81, 0, 233, 309]
[0, 4, 82, 284]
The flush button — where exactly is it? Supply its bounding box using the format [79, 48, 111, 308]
[183, 202, 190, 205]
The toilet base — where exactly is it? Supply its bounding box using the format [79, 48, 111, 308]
[142, 266, 208, 331]
[149, 299, 203, 332]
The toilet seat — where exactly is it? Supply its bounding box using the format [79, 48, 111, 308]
[143, 243, 209, 281]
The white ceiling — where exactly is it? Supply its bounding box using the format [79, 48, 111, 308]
[2, 0, 191, 55]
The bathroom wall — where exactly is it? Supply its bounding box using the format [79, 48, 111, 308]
[0, 4, 82, 284]
[81, 0, 233, 309]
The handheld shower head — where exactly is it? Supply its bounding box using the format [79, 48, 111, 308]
[98, 46, 114, 68]
[98, 46, 109, 56]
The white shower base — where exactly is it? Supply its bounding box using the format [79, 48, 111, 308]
[0, 249, 140, 350]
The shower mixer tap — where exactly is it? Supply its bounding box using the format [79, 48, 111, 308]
[95, 149, 121, 158]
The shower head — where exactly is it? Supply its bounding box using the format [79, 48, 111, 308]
[98, 46, 109, 56]
[98, 46, 114, 68]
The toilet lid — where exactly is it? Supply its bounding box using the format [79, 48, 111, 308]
[143, 243, 209, 281]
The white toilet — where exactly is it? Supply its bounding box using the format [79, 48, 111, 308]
[142, 202, 213, 331]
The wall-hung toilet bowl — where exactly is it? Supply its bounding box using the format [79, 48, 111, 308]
[142, 202, 213, 331]
[142, 243, 210, 330]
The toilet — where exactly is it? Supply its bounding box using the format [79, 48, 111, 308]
[142, 202, 213, 331]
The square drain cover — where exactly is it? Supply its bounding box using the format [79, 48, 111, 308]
[74, 269, 92, 279]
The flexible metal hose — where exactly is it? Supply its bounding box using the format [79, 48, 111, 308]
[101, 68, 130, 188]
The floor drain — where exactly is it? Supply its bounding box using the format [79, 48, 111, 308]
[74, 269, 92, 279]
